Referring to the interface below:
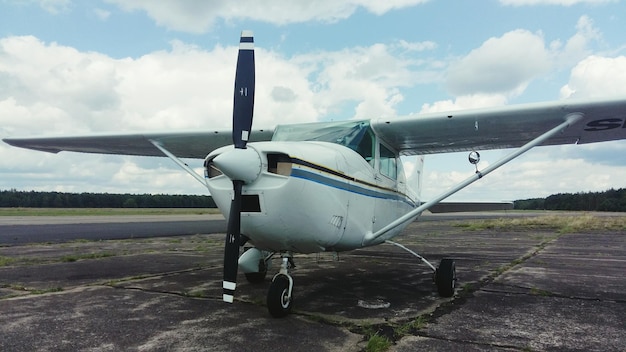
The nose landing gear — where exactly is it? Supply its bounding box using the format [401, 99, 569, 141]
[267, 255, 294, 318]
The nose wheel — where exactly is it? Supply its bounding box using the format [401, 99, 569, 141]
[267, 256, 294, 318]
[267, 275, 293, 317]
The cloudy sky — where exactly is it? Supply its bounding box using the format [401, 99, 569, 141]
[1, 0, 626, 202]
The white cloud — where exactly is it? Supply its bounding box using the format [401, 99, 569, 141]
[0, 36, 119, 134]
[0, 35, 428, 193]
[396, 40, 437, 52]
[414, 15, 626, 202]
[297, 43, 421, 119]
[565, 16, 602, 54]
[445, 29, 552, 96]
[499, 0, 617, 6]
[35, 0, 71, 14]
[5, 0, 71, 14]
[421, 147, 626, 202]
[0, 35, 422, 134]
[423, 16, 603, 112]
[93, 8, 111, 21]
[560, 55, 626, 99]
[2, 8, 624, 199]
[419, 94, 509, 113]
[551, 15, 603, 68]
[104, 0, 429, 33]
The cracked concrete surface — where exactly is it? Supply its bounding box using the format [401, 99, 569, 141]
[1, 213, 624, 351]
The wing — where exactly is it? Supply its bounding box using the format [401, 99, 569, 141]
[5, 98, 626, 158]
[3, 129, 275, 159]
[371, 97, 626, 155]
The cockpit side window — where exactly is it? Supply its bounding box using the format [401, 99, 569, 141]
[379, 143, 397, 179]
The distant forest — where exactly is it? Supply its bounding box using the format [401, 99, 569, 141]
[1, 188, 625, 212]
[514, 188, 626, 212]
[0, 189, 216, 208]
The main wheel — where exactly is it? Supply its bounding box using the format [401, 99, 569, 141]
[267, 275, 293, 318]
[435, 258, 456, 297]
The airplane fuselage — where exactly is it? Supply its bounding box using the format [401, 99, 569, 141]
[206, 140, 419, 253]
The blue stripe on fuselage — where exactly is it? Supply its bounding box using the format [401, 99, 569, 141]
[290, 168, 417, 207]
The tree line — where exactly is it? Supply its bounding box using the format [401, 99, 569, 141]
[2, 188, 625, 212]
[0, 189, 216, 208]
[514, 188, 626, 212]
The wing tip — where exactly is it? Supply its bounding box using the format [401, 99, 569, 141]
[2, 138, 62, 154]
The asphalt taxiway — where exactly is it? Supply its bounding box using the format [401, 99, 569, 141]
[0, 212, 624, 351]
[0, 214, 226, 245]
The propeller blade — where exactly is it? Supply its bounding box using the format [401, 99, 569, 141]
[222, 30, 256, 303]
[223, 180, 243, 303]
[232, 30, 255, 149]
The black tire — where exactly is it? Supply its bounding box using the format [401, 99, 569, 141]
[435, 258, 456, 297]
[267, 275, 293, 318]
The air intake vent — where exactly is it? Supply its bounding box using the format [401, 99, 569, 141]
[205, 157, 223, 178]
[242, 195, 261, 212]
[267, 153, 292, 176]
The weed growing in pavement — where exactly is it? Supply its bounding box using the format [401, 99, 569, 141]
[366, 333, 391, 352]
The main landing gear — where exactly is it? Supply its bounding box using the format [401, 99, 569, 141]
[434, 258, 456, 297]
[242, 244, 454, 318]
[385, 240, 456, 297]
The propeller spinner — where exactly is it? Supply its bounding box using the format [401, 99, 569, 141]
[222, 30, 256, 304]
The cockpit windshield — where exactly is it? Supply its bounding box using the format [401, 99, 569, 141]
[272, 120, 374, 162]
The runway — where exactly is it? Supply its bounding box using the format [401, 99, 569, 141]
[0, 211, 553, 246]
[0, 214, 226, 245]
[0, 212, 624, 351]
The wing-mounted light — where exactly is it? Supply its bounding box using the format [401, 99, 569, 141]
[267, 153, 292, 176]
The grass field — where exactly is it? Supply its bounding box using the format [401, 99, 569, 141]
[456, 213, 626, 232]
[0, 208, 222, 216]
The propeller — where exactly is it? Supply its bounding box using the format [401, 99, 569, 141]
[232, 30, 255, 149]
[221, 30, 256, 304]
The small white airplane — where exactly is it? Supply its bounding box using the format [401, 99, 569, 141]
[4, 31, 626, 317]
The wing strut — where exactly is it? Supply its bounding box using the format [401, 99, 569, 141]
[149, 140, 209, 190]
[363, 112, 584, 246]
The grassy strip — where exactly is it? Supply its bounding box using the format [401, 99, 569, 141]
[456, 214, 626, 233]
[2, 284, 63, 295]
[0, 256, 15, 267]
[0, 207, 221, 216]
[60, 252, 116, 262]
